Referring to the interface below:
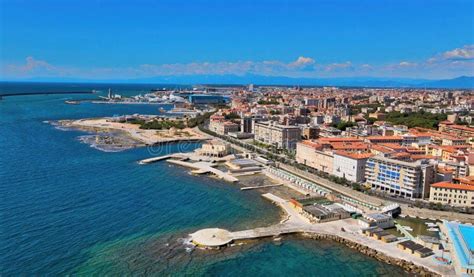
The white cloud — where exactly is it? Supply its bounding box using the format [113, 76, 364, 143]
[2, 48, 473, 80]
[325, 61, 352, 72]
[398, 61, 417, 67]
[13, 56, 56, 73]
[442, 45, 474, 60]
[289, 56, 315, 68]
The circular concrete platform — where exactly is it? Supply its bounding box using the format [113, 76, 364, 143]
[190, 228, 233, 247]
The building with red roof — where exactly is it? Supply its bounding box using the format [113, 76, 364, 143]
[429, 181, 474, 208]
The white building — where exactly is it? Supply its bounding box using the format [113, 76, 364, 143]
[358, 213, 395, 229]
[195, 140, 230, 157]
[333, 151, 374, 183]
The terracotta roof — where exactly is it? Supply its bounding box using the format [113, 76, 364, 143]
[436, 167, 454, 174]
[334, 151, 374, 160]
[318, 137, 363, 143]
[446, 124, 474, 132]
[455, 177, 474, 186]
[366, 136, 403, 141]
[379, 143, 405, 150]
[392, 152, 411, 158]
[431, 181, 474, 192]
[331, 142, 370, 151]
[411, 155, 436, 160]
[300, 140, 323, 149]
[370, 144, 394, 154]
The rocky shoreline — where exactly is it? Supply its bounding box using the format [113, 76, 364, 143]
[302, 233, 439, 276]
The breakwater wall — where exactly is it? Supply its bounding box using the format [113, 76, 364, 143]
[302, 233, 439, 276]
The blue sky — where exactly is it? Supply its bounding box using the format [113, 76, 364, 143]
[1, 0, 473, 80]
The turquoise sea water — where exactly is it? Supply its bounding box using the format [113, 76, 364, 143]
[0, 83, 408, 276]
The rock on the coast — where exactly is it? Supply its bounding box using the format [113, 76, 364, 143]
[302, 233, 440, 276]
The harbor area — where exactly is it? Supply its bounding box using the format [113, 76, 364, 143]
[139, 140, 459, 276]
[139, 140, 267, 183]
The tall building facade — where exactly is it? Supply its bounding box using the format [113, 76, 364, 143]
[365, 155, 434, 199]
[254, 121, 301, 150]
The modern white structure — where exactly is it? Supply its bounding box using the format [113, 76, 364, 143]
[333, 151, 373, 183]
[358, 213, 394, 229]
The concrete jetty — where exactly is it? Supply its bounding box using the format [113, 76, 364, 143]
[167, 159, 239, 182]
[189, 193, 455, 276]
[138, 155, 172, 164]
[240, 184, 283, 191]
[190, 228, 234, 247]
[190, 193, 306, 247]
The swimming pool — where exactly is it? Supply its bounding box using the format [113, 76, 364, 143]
[458, 225, 474, 252]
[445, 221, 474, 271]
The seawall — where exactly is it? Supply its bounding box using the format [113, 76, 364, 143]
[302, 233, 439, 276]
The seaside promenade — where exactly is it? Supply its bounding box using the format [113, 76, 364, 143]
[190, 193, 456, 276]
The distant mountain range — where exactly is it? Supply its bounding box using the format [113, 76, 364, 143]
[4, 75, 474, 89]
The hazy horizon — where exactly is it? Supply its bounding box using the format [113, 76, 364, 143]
[1, 0, 473, 82]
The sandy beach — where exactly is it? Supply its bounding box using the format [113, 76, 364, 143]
[58, 118, 210, 145]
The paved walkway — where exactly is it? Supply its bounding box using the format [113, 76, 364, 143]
[167, 159, 239, 182]
[190, 193, 455, 276]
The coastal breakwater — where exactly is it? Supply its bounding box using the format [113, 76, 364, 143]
[190, 193, 454, 276]
[167, 159, 239, 182]
[302, 233, 439, 276]
[0, 91, 94, 98]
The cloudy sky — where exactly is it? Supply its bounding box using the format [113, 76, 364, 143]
[1, 0, 473, 81]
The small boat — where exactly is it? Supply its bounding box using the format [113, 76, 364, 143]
[65, 100, 79, 105]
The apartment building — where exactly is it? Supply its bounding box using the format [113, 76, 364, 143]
[333, 151, 374, 183]
[439, 121, 474, 138]
[365, 155, 434, 199]
[254, 121, 301, 150]
[209, 120, 239, 135]
[296, 141, 334, 173]
[429, 181, 474, 208]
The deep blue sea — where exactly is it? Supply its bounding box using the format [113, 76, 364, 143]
[0, 82, 408, 275]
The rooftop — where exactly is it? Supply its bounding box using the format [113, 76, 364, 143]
[334, 150, 374, 160]
[431, 181, 474, 192]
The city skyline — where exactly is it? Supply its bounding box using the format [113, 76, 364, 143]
[1, 0, 474, 81]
